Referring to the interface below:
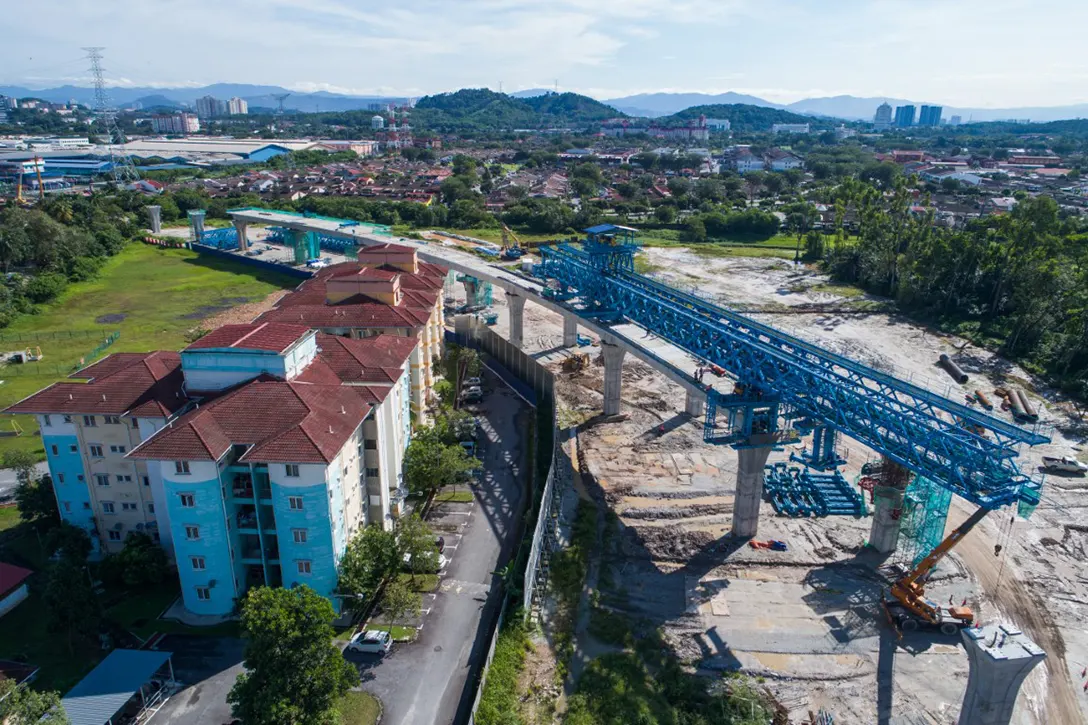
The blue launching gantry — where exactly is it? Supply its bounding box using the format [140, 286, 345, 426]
[539, 225, 1048, 538]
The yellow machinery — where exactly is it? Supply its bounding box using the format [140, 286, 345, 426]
[884, 506, 988, 635]
[561, 353, 590, 373]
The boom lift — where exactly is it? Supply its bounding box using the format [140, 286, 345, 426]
[884, 506, 989, 636]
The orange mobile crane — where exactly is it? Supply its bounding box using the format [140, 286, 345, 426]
[884, 506, 988, 636]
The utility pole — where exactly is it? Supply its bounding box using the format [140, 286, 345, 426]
[82, 47, 140, 184]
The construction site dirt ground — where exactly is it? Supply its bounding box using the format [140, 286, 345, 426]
[456, 247, 1088, 724]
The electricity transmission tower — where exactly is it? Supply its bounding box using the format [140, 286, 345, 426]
[82, 47, 140, 183]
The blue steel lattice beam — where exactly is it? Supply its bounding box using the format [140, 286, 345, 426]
[540, 242, 1046, 509]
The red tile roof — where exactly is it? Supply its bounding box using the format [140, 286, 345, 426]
[256, 301, 432, 330]
[184, 322, 312, 353]
[0, 562, 32, 599]
[129, 379, 381, 464]
[6, 352, 187, 418]
[299, 333, 415, 385]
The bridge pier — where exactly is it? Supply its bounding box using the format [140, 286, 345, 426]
[233, 219, 249, 251]
[146, 205, 162, 234]
[601, 337, 625, 416]
[507, 292, 526, 349]
[684, 389, 706, 418]
[959, 624, 1045, 725]
[562, 315, 578, 347]
[869, 483, 907, 553]
[732, 441, 773, 538]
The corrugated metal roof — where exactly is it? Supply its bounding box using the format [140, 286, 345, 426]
[62, 649, 172, 725]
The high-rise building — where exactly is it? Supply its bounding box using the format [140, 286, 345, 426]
[918, 105, 943, 127]
[949, 115, 963, 126]
[227, 97, 248, 116]
[874, 102, 893, 129]
[150, 113, 200, 134]
[894, 105, 916, 128]
[195, 95, 227, 118]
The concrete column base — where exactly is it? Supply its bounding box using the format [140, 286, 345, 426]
[601, 338, 626, 416]
[147, 205, 162, 234]
[869, 485, 906, 553]
[507, 292, 526, 349]
[233, 221, 249, 251]
[562, 315, 578, 347]
[684, 389, 706, 418]
[731, 445, 773, 538]
[959, 624, 1045, 725]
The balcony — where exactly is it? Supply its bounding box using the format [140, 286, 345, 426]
[239, 538, 279, 565]
[236, 508, 258, 532]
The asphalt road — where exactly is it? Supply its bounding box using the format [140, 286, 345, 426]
[151, 635, 245, 725]
[347, 374, 527, 725]
[0, 462, 48, 502]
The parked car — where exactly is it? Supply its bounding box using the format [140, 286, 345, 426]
[1042, 456, 1088, 474]
[403, 552, 448, 572]
[460, 386, 483, 404]
[455, 418, 478, 441]
[460, 440, 476, 458]
[347, 629, 393, 655]
[464, 376, 482, 388]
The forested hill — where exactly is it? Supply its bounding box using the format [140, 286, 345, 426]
[662, 104, 836, 132]
[413, 89, 623, 132]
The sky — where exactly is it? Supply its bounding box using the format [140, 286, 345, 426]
[3, 0, 1088, 107]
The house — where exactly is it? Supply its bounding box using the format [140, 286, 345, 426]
[0, 562, 31, 618]
[986, 196, 1018, 214]
[731, 148, 764, 174]
[891, 150, 926, 163]
[764, 149, 804, 172]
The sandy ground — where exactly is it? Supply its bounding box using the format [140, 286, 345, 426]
[462, 248, 1088, 725]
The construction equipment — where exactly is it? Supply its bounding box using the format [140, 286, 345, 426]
[561, 353, 590, 373]
[884, 506, 988, 636]
[500, 224, 525, 260]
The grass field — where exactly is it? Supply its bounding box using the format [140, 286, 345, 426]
[0, 243, 298, 461]
[0, 505, 19, 532]
[338, 691, 382, 725]
[433, 490, 474, 504]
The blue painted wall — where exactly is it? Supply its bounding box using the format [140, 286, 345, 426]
[164, 474, 239, 616]
[271, 482, 339, 609]
[42, 434, 96, 538]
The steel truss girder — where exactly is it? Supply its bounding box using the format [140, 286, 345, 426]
[540, 244, 1046, 509]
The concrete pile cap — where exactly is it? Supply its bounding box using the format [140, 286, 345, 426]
[964, 623, 1046, 661]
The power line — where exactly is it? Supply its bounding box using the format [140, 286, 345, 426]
[82, 47, 139, 184]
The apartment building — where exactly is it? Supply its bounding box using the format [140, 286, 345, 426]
[7, 322, 416, 616]
[256, 243, 447, 420]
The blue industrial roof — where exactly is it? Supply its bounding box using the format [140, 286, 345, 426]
[62, 649, 172, 725]
[584, 224, 638, 235]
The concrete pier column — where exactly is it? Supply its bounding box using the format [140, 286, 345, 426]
[684, 388, 706, 418]
[188, 210, 206, 242]
[731, 444, 773, 538]
[562, 315, 578, 347]
[869, 484, 906, 553]
[146, 205, 162, 234]
[461, 279, 478, 306]
[601, 337, 626, 416]
[958, 624, 1045, 725]
[507, 292, 526, 349]
[233, 219, 249, 251]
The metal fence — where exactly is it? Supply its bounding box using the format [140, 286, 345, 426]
[0, 329, 113, 343]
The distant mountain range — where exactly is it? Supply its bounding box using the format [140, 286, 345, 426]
[603, 91, 1088, 123]
[3, 81, 1087, 123]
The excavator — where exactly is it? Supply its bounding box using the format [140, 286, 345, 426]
[500, 223, 525, 260]
[883, 505, 989, 636]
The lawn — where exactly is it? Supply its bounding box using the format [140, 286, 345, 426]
[396, 572, 439, 592]
[0, 243, 298, 461]
[338, 691, 382, 725]
[368, 623, 417, 642]
[104, 582, 241, 640]
[0, 505, 19, 533]
[433, 489, 474, 504]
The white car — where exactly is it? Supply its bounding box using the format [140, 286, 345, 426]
[1042, 456, 1088, 474]
[403, 552, 448, 572]
[464, 377, 482, 387]
[346, 629, 392, 654]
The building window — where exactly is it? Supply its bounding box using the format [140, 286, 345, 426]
[63, 415, 73, 424]
[179, 493, 195, 508]
[115, 474, 132, 483]
[292, 528, 307, 544]
[364, 439, 377, 450]
[196, 587, 210, 601]
[50, 444, 59, 456]
[105, 416, 120, 425]
[175, 461, 190, 475]
[185, 525, 200, 540]
[69, 445, 78, 453]
[83, 415, 97, 427]
[102, 502, 115, 513]
[42, 414, 52, 427]
[142, 476, 150, 487]
[131, 418, 140, 429]
[191, 556, 206, 571]
[77, 474, 84, 482]
[288, 496, 303, 510]
[148, 503, 155, 513]
[109, 445, 127, 454]
[95, 474, 110, 487]
[122, 502, 138, 512]
[366, 468, 380, 478]
[82, 502, 91, 510]
[63, 501, 71, 512]
[285, 464, 300, 477]
[57, 473, 65, 484]
[89, 445, 104, 458]
[297, 560, 312, 575]
[108, 530, 122, 541]
[152, 532, 160, 542]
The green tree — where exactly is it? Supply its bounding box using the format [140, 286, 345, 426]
[338, 526, 399, 612]
[99, 532, 169, 589]
[12, 460, 59, 532]
[0, 681, 69, 725]
[654, 205, 677, 224]
[228, 586, 358, 725]
[403, 433, 478, 495]
[44, 523, 92, 563]
[397, 514, 438, 575]
[380, 580, 422, 631]
[42, 558, 100, 653]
